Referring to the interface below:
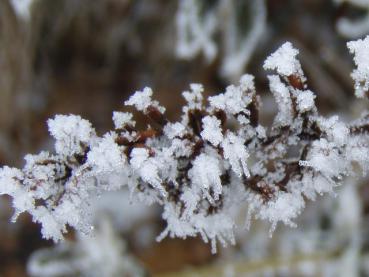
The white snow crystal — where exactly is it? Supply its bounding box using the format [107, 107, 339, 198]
[169, 138, 192, 158]
[0, 166, 24, 195]
[239, 74, 256, 91]
[255, 125, 267, 139]
[48, 115, 95, 157]
[318, 116, 349, 147]
[180, 188, 201, 218]
[125, 87, 165, 113]
[300, 138, 347, 180]
[256, 191, 305, 233]
[32, 206, 65, 241]
[209, 75, 253, 115]
[296, 90, 316, 113]
[130, 148, 167, 197]
[200, 116, 223, 146]
[157, 203, 196, 242]
[347, 35, 369, 97]
[112, 112, 135, 129]
[189, 153, 222, 202]
[222, 132, 250, 178]
[163, 122, 186, 139]
[0, 166, 33, 219]
[182, 83, 204, 110]
[125, 87, 152, 111]
[268, 75, 293, 126]
[264, 42, 304, 78]
[87, 133, 126, 172]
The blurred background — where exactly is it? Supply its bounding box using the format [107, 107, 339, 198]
[1, 0, 369, 276]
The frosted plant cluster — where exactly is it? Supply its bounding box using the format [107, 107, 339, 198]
[2, 36, 369, 254]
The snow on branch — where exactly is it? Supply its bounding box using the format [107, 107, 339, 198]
[347, 36, 369, 98]
[2, 37, 369, 253]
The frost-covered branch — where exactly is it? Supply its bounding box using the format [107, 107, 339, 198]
[2, 36, 369, 254]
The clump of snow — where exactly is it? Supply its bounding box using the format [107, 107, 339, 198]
[209, 74, 253, 115]
[190, 211, 236, 254]
[158, 202, 236, 254]
[318, 116, 349, 147]
[32, 206, 65, 241]
[163, 122, 186, 139]
[267, 75, 293, 126]
[262, 192, 305, 232]
[255, 125, 267, 139]
[48, 115, 95, 157]
[347, 35, 369, 97]
[222, 132, 250, 178]
[346, 135, 369, 174]
[157, 203, 197, 241]
[169, 138, 192, 158]
[189, 153, 222, 203]
[87, 133, 126, 173]
[125, 87, 165, 113]
[182, 83, 204, 110]
[239, 74, 256, 91]
[201, 116, 223, 146]
[264, 42, 304, 78]
[130, 148, 167, 198]
[296, 90, 316, 113]
[299, 138, 347, 183]
[0, 166, 30, 219]
[112, 112, 135, 129]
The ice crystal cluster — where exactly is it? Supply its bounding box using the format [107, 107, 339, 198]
[2, 36, 369, 253]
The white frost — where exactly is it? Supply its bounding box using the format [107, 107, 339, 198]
[125, 87, 165, 113]
[347, 35, 369, 97]
[209, 74, 253, 115]
[112, 112, 135, 129]
[268, 75, 293, 126]
[222, 132, 250, 178]
[48, 115, 95, 157]
[296, 90, 316, 113]
[264, 42, 303, 78]
[189, 153, 222, 202]
[201, 116, 223, 146]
